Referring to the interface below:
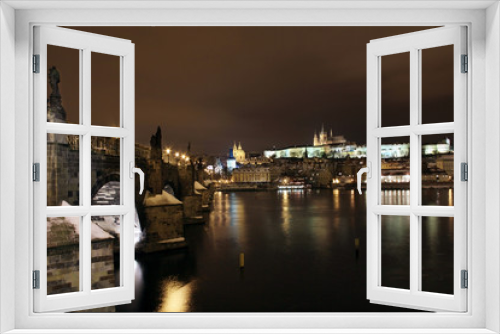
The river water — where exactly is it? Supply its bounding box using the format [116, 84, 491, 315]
[116, 189, 454, 312]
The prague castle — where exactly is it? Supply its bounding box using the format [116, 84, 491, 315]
[263, 126, 452, 159]
[313, 125, 347, 147]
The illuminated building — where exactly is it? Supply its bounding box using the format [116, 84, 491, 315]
[214, 158, 223, 174]
[380, 171, 411, 183]
[264, 130, 452, 159]
[227, 156, 237, 172]
[227, 142, 245, 172]
[232, 166, 280, 183]
[380, 143, 410, 158]
[423, 137, 452, 155]
[232, 142, 246, 163]
[313, 124, 347, 146]
[436, 154, 454, 176]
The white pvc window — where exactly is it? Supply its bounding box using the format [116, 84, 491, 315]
[365, 26, 467, 312]
[33, 26, 136, 312]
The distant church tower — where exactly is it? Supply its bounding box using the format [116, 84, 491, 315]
[314, 124, 343, 146]
[231, 142, 246, 163]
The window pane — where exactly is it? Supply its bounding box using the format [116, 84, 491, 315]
[47, 216, 80, 295]
[421, 45, 454, 124]
[91, 52, 120, 127]
[91, 215, 121, 290]
[421, 216, 454, 294]
[91, 137, 121, 205]
[47, 45, 80, 124]
[381, 136, 410, 205]
[381, 52, 410, 127]
[422, 134, 453, 206]
[47, 134, 80, 206]
[381, 215, 410, 290]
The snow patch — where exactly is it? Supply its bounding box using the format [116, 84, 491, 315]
[47, 201, 114, 241]
[143, 190, 183, 207]
[194, 181, 207, 191]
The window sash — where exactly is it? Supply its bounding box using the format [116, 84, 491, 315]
[33, 26, 136, 313]
[366, 26, 468, 312]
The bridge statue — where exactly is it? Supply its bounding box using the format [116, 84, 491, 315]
[49, 66, 60, 97]
[47, 66, 67, 123]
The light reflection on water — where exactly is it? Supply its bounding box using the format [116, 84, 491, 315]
[281, 191, 291, 239]
[117, 189, 454, 312]
[381, 189, 410, 205]
[157, 278, 196, 312]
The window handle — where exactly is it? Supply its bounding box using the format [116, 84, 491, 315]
[129, 162, 145, 195]
[357, 162, 371, 195]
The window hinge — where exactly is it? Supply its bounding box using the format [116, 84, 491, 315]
[33, 54, 40, 73]
[461, 270, 468, 289]
[33, 270, 40, 289]
[33, 163, 40, 182]
[461, 54, 468, 73]
[461, 162, 468, 181]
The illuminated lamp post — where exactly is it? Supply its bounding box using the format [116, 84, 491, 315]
[166, 148, 171, 164]
[175, 152, 180, 167]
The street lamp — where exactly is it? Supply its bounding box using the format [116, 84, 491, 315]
[166, 148, 171, 164]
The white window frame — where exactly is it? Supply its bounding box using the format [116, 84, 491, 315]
[1, 1, 499, 333]
[366, 26, 467, 312]
[33, 26, 136, 313]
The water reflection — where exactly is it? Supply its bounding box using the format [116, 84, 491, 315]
[281, 191, 291, 238]
[157, 278, 196, 312]
[117, 189, 453, 312]
[381, 216, 410, 289]
[421, 216, 454, 294]
[350, 189, 356, 210]
[333, 188, 340, 210]
[422, 188, 453, 206]
[381, 189, 410, 205]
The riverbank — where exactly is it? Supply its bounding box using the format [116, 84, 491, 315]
[215, 181, 453, 192]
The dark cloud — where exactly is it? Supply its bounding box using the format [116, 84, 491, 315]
[50, 26, 451, 155]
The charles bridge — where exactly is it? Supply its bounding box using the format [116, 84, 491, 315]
[48, 127, 202, 207]
[45, 66, 213, 303]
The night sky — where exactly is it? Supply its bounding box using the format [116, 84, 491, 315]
[49, 26, 453, 155]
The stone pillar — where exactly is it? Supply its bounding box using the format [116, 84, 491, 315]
[178, 167, 194, 198]
[47, 216, 117, 311]
[138, 191, 187, 253]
